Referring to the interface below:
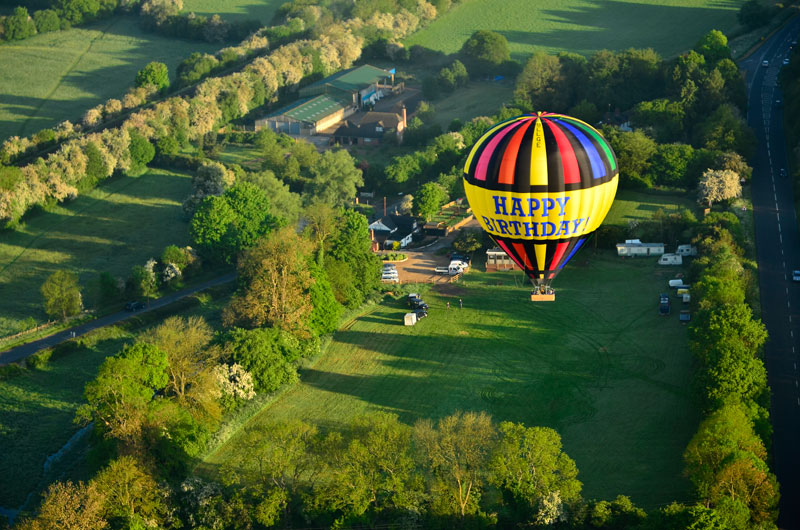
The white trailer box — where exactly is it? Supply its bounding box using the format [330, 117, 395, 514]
[658, 253, 683, 265]
[668, 279, 686, 288]
[676, 244, 697, 256]
[404, 313, 417, 326]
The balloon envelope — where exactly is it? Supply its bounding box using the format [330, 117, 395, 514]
[463, 112, 619, 287]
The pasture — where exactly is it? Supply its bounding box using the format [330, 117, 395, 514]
[0, 284, 234, 509]
[0, 168, 192, 338]
[0, 16, 220, 141]
[202, 251, 698, 508]
[405, 0, 742, 61]
[182, 0, 284, 24]
[604, 189, 697, 227]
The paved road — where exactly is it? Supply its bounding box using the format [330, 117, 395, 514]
[742, 17, 800, 530]
[0, 272, 236, 366]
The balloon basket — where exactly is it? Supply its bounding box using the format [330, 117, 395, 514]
[530, 288, 555, 302]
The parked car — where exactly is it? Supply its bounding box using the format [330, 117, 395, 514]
[413, 308, 428, 319]
[659, 293, 670, 316]
[792, 270, 800, 282]
[679, 310, 691, 323]
[410, 299, 429, 311]
[381, 275, 399, 283]
[125, 301, 145, 312]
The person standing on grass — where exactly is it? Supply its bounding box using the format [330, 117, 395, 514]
[459, 298, 463, 309]
[447, 301, 450, 310]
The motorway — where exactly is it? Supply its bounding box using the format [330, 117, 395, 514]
[742, 17, 800, 530]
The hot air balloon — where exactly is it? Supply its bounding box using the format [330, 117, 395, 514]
[463, 112, 618, 300]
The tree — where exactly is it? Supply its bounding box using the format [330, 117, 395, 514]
[41, 270, 82, 321]
[16, 481, 107, 530]
[604, 127, 657, 188]
[698, 169, 741, 207]
[147, 316, 221, 418]
[316, 412, 423, 523]
[415, 182, 447, 221]
[223, 227, 313, 332]
[490, 422, 581, 523]
[308, 264, 341, 336]
[127, 129, 155, 173]
[694, 30, 731, 64]
[738, 0, 772, 30]
[91, 456, 167, 528]
[4, 7, 37, 40]
[414, 411, 496, 518]
[329, 209, 381, 304]
[460, 30, 510, 76]
[304, 149, 363, 207]
[221, 327, 299, 393]
[647, 143, 695, 187]
[75, 343, 168, 446]
[452, 229, 483, 255]
[33, 9, 61, 33]
[129, 262, 157, 302]
[135, 61, 170, 92]
[303, 200, 338, 265]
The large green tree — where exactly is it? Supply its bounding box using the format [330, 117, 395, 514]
[41, 270, 82, 321]
[460, 30, 510, 76]
[135, 61, 170, 92]
[304, 149, 363, 207]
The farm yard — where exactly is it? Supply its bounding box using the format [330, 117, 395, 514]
[405, 0, 741, 61]
[0, 17, 220, 141]
[201, 251, 697, 508]
[0, 169, 193, 338]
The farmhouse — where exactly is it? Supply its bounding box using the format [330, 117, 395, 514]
[369, 214, 419, 249]
[616, 239, 665, 257]
[255, 64, 398, 136]
[332, 108, 407, 145]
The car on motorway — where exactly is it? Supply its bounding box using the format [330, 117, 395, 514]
[784, 57, 791, 65]
[125, 301, 145, 312]
[781, 168, 788, 178]
[762, 59, 770, 67]
[793, 270, 800, 282]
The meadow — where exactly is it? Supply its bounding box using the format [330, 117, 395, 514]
[201, 251, 698, 508]
[0, 168, 193, 338]
[182, 0, 285, 24]
[0, 284, 234, 510]
[604, 189, 697, 227]
[0, 16, 220, 141]
[405, 0, 742, 61]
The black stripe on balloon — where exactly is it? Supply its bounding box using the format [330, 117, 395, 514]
[511, 121, 536, 194]
[542, 123, 565, 195]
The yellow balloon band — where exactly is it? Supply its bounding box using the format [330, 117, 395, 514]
[464, 178, 618, 241]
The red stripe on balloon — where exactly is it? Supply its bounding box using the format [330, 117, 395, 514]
[498, 119, 533, 185]
[474, 121, 520, 181]
[549, 241, 569, 270]
[511, 241, 532, 269]
[544, 119, 580, 184]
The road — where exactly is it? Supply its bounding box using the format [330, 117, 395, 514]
[742, 17, 800, 530]
[0, 272, 235, 366]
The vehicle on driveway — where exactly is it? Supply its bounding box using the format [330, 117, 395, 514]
[659, 293, 671, 316]
[125, 301, 145, 312]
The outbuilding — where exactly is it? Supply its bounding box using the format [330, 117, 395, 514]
[616, 239, 665, 257]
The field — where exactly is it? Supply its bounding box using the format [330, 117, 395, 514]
[426, 79, 515, 129]
[182, 0, 284, 24]
[0, 16, 220, 141]
[0, 285, 234, 510]
[604, 189, 697, 227]
[405, 0, 742, 61]
[0, 168, 193, 338]
[201, 252, 698, 508]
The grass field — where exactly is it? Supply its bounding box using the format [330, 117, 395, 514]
[201, 252, 698, 508]
[405, 0, 742, 61]
[0, 16, 220, 141]
[0, 285, 234, 509]
[604, 189, 697, 227]
[426, 79, 516, 130]
[215, 143, 264, 170]
[182, 0, 284, 23]
[0, 168, 193, 338]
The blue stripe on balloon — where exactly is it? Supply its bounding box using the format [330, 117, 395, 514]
[560, 238, 585, 269]
[553, 119, 606, 179]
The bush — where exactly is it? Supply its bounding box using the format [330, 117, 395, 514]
[382, 253, 407, 261]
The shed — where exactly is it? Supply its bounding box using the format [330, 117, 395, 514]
[616, 240, 665, 257]
[404, 313, 417, 326]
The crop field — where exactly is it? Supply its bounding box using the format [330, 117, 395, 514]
[0, 16, 220, 141]
[202, 252, 697, 508]
[405, 0, 742, 61]
[604, 189, 697, 227]
[0, 285, 234, 509]
[182, 0, 284, 24]
[0, 168, 193, 338]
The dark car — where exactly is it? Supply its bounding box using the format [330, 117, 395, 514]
[125, 301, 145, 312]
[410, 299, 429, 311]
[450, 252, 471, 264]
[413, 308, 428, 319]
[659, 293, 670, 316]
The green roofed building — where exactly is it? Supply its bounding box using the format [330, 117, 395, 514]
[255, 64, 398, 135]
